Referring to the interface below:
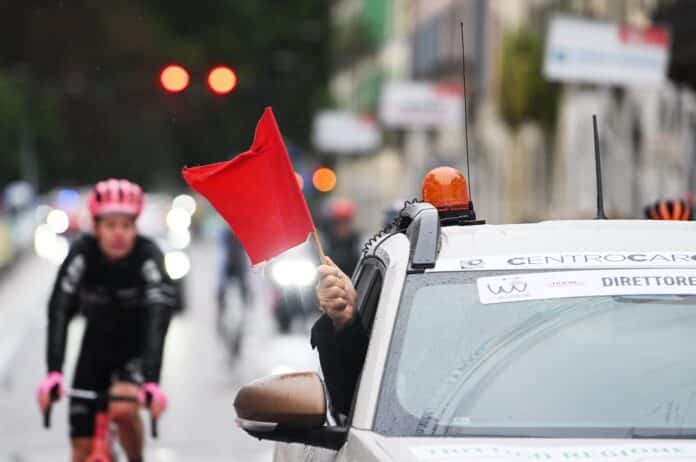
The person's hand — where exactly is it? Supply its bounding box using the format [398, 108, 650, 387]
[37, 372, 64, 413]
[138, 382, 168, 419]
[317, 257, 357, 331]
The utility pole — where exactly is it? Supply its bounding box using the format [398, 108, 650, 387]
[17, 66, 39, 191]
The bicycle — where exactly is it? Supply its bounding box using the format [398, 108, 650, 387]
[43, 387, 159, 462]
[218, 276, 251, 360]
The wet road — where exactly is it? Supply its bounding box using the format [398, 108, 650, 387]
[0, 240, 319, 461]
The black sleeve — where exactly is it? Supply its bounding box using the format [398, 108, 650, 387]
[310, 314, 369, 418]
[140, 244, 176, 383]
[46, 241, 88, 373]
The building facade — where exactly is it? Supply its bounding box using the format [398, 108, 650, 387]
[324, 0, 693, 230]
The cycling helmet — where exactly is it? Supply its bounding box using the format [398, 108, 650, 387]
[644, 198, 691, 221]
[329, 198, 356, 220]
[87, 179, 144, 219]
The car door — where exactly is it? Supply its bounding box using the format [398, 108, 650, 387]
[273, 258, 385, 462]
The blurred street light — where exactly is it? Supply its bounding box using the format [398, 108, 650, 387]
[207, 66, 237, 95]
[168, 228, 191, 250]
[312, 167, 337, 193]
[270, 259, 317, 287]
[34, 224, 69, 264]
[165, 250, 191, 280]
[172, 194, 197, 215]
[46, 209, 69, 234]
[166, 207, 191, 230]
[160, 64, 190, 93]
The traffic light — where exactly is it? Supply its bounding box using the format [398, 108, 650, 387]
[159, 64, 237, 95]
[207, 66, 237, 95]
[160, 64, 189, 93]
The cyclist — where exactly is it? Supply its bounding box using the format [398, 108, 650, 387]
[36, 179, 175, 462]
[323, 198, 361, 276]
[644, 198, 692, 220]
[216, 227, 251, 325]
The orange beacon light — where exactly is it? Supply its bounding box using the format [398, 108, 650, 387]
[422, 167, 470, 211]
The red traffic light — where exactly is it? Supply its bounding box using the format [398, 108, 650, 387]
[160, 65, 189, 93]
[312, 167, 336, 192]
[207, 66, 237, 95]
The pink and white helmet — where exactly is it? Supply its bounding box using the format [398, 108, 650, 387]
[87, 179, 144, 219]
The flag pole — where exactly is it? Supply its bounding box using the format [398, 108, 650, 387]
[311, 231, 327, 263]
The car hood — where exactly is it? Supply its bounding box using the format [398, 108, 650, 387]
[345, 430, 696, 462]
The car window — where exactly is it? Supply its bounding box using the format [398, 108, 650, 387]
[375, 270, 696, 438]
[354, 259, 384, 335]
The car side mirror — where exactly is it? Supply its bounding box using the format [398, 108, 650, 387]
[234, 372, 347, 450]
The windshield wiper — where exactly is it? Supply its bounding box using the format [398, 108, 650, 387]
[613, 295, 696, 305]
[627, 428, 696, 439]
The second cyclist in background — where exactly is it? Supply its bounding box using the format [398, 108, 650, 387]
[322, 198, 362, 276]
[216, 227, 252, 356]
[644, 198, 693, 220]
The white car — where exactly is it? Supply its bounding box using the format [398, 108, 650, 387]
[236, 195, 696, 461]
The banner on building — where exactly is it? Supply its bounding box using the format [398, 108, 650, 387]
[312, 110, 382, 154]
[379, 81, 464, 129]
[544, 15, 670, 87]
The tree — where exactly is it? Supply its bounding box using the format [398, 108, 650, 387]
[498, 27, 559, 132]
[0, 1, 331, 191]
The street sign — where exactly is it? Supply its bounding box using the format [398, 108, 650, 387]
[544, 15, 670, 87]
[379, 81, 464, 129]
[312, 110, 381, 154]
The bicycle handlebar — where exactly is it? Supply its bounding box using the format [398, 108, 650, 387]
[65, 388, 140, 401]
[145, 392, 158, 439]
[43, 386, 60, 429]
[43, 387, 159, 438]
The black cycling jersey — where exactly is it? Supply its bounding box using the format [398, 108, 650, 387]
[220, 229, 249, 278]
[47, 234, 176, 383]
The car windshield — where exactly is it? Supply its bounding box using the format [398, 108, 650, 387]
[375, 270, 696, 438]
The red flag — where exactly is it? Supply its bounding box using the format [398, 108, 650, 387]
[182, 108, 315, 264]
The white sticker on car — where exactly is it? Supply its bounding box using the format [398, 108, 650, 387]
[411, 444, 696, 461]
[477, 269, 696, 304]
[444, 252, 696, 272]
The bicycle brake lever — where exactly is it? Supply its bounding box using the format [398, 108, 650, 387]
[43, 385, 60, 429]
[43, 405, 52, 429]
[151, 415, 159, 439]
[144, 392, 159, 439]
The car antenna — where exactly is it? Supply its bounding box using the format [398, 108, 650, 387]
[593, 114, 608, 219]
[460, 21, 475, 218]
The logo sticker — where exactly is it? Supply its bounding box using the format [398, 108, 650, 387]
[486, 280, 528, 295]
[478, 269, 696, 304]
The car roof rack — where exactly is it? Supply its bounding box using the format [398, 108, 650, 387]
[439, 209, 486, 227]
[395, 202, 485, 272]
[363, 201, 485, 272]
[398, 202, 440, 272]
